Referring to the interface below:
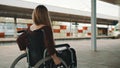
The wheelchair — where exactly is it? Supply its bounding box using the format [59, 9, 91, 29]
[10, 44, 71, 68]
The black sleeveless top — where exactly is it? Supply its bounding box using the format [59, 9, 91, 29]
[27, 26, 56, 66]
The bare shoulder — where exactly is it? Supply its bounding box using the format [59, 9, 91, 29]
[30, 24, 46, 31]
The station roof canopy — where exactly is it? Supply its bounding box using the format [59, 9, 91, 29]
[101, 0, 120, 5]
[0, 0, 118, 25]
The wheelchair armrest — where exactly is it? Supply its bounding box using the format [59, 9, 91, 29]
[54, 44, 70, 48]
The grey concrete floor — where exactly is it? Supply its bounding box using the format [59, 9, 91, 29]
[0, 39, 120, 68]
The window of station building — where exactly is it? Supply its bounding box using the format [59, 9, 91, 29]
[17, 18, 33, 31]
[0, 23, 4, 32]
[60, 22, 71, 38]
[16, 23, 28, 31]
[0, 17, 14, 38]
[0, 17, 14, 23]
[0, 23, 5, 38]
[17, 18, 33, 24]
[4, 23, 15, 38]
[107, 25, 115, 36]
[97, 24, 108, 36]
[77, 23, 91, 37]
[71, 22, 79, 38]
[52, 21, 68, 38]
[52, 21, 62, 39]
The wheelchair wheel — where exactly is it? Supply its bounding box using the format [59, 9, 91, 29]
[10, 53, 30, 68]
[34, 56, 68, 68]
[10, 53, 68, 68]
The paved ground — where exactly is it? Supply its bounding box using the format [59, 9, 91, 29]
[0, 39, 120, 68]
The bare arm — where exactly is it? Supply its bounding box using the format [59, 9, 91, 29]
[51, 53, 61, 65]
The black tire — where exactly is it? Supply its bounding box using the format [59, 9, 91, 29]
[10, 53, 68, 68]
[10, 53, 29, 68]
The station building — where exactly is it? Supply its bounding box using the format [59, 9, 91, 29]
[0, 0, 119, 39]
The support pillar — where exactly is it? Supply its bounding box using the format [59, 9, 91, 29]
[75, 22, 78, 37]
[91, 0, 97, 51]
[119, 5, 120, 28]
[14, 17, 17, 38]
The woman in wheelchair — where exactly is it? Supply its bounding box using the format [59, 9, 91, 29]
[25, 5, 62, 67]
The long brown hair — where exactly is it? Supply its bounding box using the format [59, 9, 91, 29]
[32, 5, 51, 26]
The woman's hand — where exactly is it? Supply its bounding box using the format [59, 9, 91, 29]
[51, 53, 61, 65]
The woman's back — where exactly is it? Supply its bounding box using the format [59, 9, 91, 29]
[28, 26, 46, 66]
[28, 25, 56, 66]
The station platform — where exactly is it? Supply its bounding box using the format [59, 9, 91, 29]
[0, 39, 120, 68]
